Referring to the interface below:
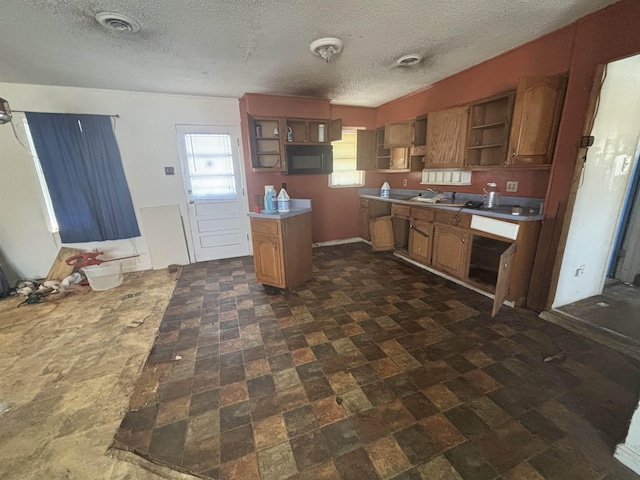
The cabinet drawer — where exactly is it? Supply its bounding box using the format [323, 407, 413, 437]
[251, 218, 280, 236]
[392, 204, 411, 218]
[410, 207, 435, 222]
[360, 198, 370, 208]
[435, 210, 471, 228]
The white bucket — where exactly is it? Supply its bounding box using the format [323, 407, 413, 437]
[83, 261, 123, 291]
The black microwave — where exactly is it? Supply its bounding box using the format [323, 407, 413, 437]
[285, 144, 333, 175]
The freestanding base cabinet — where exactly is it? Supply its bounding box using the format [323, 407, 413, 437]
[250, 212, 312, 289]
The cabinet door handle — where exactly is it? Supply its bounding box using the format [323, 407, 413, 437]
[462, 237, 466, 243]
[511, 148, 516, 158]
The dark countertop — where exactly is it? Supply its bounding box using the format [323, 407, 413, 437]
[360, 190, 544, 222]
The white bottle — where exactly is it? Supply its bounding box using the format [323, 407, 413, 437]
[381, 182, 390, 198]
[277, 187, 290, 213]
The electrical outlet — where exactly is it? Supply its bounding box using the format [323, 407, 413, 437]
[164, 166, 175, 176]
[506, 181, 518, 192]
[402, 178, 408, 187]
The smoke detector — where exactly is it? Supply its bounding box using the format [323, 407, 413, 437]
[95, 12, 141, 33]
[396, 54, 423, 67]
[310, 38, 343, 63]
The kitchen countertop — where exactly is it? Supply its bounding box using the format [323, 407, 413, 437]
[247, 199, 312, 219]
[360, 189, 544, 221]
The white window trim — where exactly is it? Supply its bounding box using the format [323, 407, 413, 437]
[23, 117, 60, 233]
[329, 127, 365, 189]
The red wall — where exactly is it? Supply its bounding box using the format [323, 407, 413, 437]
[241, 0, 640, 242]
[240, 94, 375, 243]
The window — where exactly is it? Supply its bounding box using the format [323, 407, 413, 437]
[329, 128, 364, 188]
[182, 133, 236, 200]
[25, 112, 140, 244]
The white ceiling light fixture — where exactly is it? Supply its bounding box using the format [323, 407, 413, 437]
[310, 37, 343, 63]
[0, 98, 12, 124]
[95, 12, 141, 33]
[396, 54, 423, 67]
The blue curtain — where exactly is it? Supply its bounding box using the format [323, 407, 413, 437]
[25, 112, 140, 243]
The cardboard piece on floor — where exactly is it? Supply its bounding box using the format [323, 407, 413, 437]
[46, 247, 84, 281]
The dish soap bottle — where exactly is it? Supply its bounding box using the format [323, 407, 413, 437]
[277, 183, 290, 213]
[381, 182, 390, 198]
[264, 185, 277, 213]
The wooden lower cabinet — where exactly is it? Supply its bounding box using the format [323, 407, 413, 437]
[370, 216, 395, 251]
[408, 220, 433, 264]
[359, 207, 370, 241]
[431, 224, 470, 279]
[250, 213, 312, 289]
[252, 233, 284, 286]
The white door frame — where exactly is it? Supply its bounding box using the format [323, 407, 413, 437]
[176, 124, 251, 264]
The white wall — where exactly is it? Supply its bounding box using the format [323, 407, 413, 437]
[0, 83, 247, 283]
[616, 401, 640, 474]
[553, 55, 640, 307]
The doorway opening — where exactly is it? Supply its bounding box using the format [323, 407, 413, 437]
[176, 125, 250, 263]
[543, 54, 640, 359]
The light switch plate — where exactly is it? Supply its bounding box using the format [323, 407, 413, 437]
[506, 181, 518, 192]
[164, 167, 175, 175]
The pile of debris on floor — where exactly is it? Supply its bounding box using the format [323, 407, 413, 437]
[1, 247, 135, 306]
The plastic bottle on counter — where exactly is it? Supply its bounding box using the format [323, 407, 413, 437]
[483, 182, 501, 209]
[381, 182, 390, 198]
[264, 185, 277, 213]
[277, 184, 290, 213]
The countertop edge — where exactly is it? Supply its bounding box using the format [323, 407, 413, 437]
[248, 208, 312, 219]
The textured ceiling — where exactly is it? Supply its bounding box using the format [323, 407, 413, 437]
[0, 0, 619, 107]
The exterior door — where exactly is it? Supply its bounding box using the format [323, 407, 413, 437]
[177, 125, 249, 262]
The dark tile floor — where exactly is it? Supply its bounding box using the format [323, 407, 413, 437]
[113, 244, 640, 480]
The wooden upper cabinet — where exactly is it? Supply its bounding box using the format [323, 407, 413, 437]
[411, 115, 427, 156]
[356, 128, 414, 172]
[248, 115, 285, 172]
[384, 120, 415, 147]
[507, 76, 567, 166]
[329, 118, 343, 142]
[466, 91, 515, 167]
[285, 118, 342, 144]
[356, 129, 377, 170]
[425, 106, 469, 168]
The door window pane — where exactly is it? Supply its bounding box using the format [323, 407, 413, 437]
[184, 133, 236, 199]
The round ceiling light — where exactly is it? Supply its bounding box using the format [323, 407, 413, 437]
[396, 54, 423, 67]
[310, 37, 343, 63]
[95, 12, 141, 33]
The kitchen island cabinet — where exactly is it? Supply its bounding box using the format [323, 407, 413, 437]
[248, 201, 312, 289]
